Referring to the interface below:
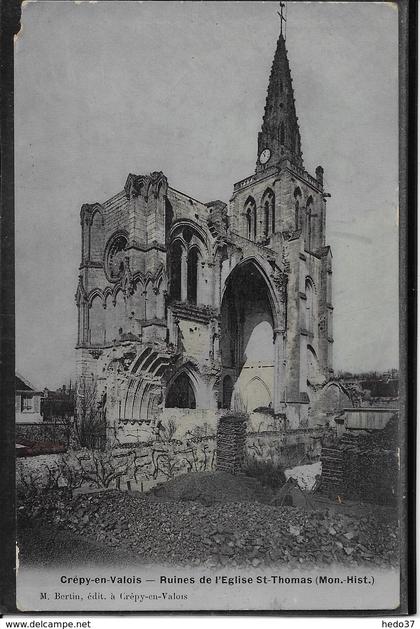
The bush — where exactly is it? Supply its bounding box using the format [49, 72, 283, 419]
[59, 447, 137, 489]
[243, 458, 286, 489]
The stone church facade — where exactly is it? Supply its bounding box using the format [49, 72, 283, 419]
[76, 30, 341, 444]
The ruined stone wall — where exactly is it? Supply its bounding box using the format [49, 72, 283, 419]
[167, 188, 209, 228]
[309, 382, 351, 422]
[116, 408, 219, 445]
[177, 320, 210, 362]
[17, 435, 217, 493]
[16, 422, 71, 446]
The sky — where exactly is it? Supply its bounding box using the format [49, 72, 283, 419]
[15, 1, 399, 389]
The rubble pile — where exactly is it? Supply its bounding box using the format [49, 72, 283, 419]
[320, 416, 398, 504]
[216, 415, 246, 475]
[150, 471, 269, 504]
[18, 487, 398, 568]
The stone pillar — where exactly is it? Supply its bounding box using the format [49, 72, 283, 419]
[273, 327, 286, 413]
[174, 317, 181, 352]
[167, 308, 175, 345]
[181, 249, 187, 302]
[235, 302, 242, 370]
[213, 331, 220, 362]
[315, 165, 324, 187]
[272, 177, 282, 233]
[214, 253, 222, 308]
[205, 261, 214, 305]
[81, 302, 88, 345]
[198, 260, 211, 305]
[197, 261, 204, 305]
[321, 198, 327, 247]
[299, 333, 308, 394]
[77, 304, 82, 345]
[216, 414, 247, 475]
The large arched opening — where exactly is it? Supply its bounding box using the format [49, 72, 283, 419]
[220, 260, 276, 412]
[307, 345, 320, 385]
[166, 372, 196, 409]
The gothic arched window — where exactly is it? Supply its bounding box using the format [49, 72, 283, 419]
[106, 233, 128, 281]
[246, 208, 252, 240]
[294, 187, 302, 230]
[89, 295, 105, 345]
[264, 203, 269, 238]
[261, 188, 275, 238]
[187, 247, 199, 304]
[155, 279, 165, 319]
[145, 282, 155, 320]
[169, 226, 207, 304]
[90, 210, 104, 261]
[131, 280, 145, 321]
[104, 293, 113, 343]
[114, 290, 126, 341]
[307, 345, 319, 385]
[305, 278, 316, 334]
[280, 122, 285, 145]
[169, 241, 183, 301]
[244, 197, 257, 241]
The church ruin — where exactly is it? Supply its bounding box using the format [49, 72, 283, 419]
[75, 24, 345, 444]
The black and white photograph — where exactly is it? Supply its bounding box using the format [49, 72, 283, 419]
[10, 0, 410, 614]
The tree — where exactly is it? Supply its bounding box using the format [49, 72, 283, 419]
[74, 377, 106, 449]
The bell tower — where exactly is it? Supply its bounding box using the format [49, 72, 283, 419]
[256, 9, 303, 173]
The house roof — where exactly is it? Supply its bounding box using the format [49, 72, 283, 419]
[15, 373, 42, 393]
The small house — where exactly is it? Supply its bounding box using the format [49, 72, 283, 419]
[15, 373, 43, 424]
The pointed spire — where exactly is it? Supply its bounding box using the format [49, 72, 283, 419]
[256, 32, 303, 172]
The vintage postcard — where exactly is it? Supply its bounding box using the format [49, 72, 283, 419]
[9, 0, 412, 614]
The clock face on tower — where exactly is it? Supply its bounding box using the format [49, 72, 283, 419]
[259, 148, 271, 164]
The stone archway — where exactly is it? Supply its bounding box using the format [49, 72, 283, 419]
[246, 376, 272, 412]
[220, 259, 281, 413]
[166, 371, 196, 409]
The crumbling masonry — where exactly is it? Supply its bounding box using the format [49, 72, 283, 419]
[76, 29, 344, 445]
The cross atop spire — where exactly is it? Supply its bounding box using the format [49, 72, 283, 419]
[277, 2, 286, 37]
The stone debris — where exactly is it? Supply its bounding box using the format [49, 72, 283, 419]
[18, 487, 398, 568]
[149, 471, 268, 504]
